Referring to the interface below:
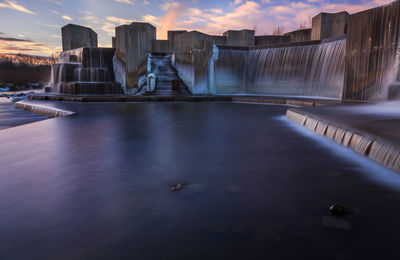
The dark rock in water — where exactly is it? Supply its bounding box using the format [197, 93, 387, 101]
[170, 183, 188, 192]
[45, 87, 52, 93]
[329, 203, 347, 215]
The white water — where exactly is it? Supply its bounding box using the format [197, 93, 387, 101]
[50, 48, 115, 93]
[214, 39, 346, 98]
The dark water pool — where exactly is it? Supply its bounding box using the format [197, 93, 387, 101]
[0, 102, 400, 259]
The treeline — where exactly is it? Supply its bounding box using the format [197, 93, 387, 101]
[0, 53, 57, 66]
[0, 53, 56, 85]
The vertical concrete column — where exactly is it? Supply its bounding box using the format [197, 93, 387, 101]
[61, 24, 98, 51]
[168, 30, 187, 52]
[343, 1, 400, 100]
[115, 22, 156, 90]
[223, 30, 255, 47]
[311, 12, 349, 41]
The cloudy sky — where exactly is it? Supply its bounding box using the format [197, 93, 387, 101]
[0, 0, 393, 56]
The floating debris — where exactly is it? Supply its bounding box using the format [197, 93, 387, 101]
[329, 203, 347, 215]
[170, 183, 188, 192]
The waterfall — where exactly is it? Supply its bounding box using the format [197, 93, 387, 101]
[214, 39, 346, 98]
[49, 47, 122, 94]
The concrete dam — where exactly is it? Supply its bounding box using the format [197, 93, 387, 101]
[47, 0, 400, 104]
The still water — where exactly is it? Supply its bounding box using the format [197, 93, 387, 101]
[0, 101, 48, 130]
[0, 102, 400, 259]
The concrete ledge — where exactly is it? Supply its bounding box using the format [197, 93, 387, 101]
[286, 108, 400, 174]
[29, 94, 232, 102]
[232, 96, 334, 107]
[15, 101, 76, 117]
[29, 93, 339, 107]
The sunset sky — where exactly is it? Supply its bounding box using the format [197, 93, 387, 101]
[0, 0, 393, 56]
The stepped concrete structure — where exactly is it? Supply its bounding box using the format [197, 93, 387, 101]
[148, 53, 190, 95]
[62, 24, 98, 51]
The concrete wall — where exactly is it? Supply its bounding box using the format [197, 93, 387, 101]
[115, 22, 156, 91]
[212, 35, 227, 46]
[284, 29, 312, 43]
[255, 35, 290, 46]
[173, 31, 215, 94]
[311, 12, 349, 40]
[223, 30, 255, 46]
[152, 40, 169, 52]
[343, 0, 400, 100]
[168, 30, 187, 52]
[61, 24, 98, 51]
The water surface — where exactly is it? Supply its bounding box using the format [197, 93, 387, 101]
[0, 102, 399, 259]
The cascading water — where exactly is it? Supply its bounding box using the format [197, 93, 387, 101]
[213, 39, 346, 98]
[49, 47, 123, 95]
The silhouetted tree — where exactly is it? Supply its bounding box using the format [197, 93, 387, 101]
[272, 26, 285, 35]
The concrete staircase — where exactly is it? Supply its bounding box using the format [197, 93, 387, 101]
[148, 52, 190, 96]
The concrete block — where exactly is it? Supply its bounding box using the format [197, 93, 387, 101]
[168, 30, 187, 51]
[173, 31, 214, 94]
[311, 12, 349, 41]
[152, 40, 169, 52]
[115, 22, 156, 90]
[223, 30, 255, 46]
[255, 35, 290, 46]
[62, 24, 98, 51]
[212, 36, 227, 46]
[284, 29, 311, 43]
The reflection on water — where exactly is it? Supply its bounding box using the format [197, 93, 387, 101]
[1, 102, 400, 259]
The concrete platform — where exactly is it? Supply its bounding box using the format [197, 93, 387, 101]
[28, 93, 340, 106]
[286, 101, 400, 173]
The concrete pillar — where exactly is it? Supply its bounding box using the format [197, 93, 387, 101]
[115, 22, 156, 90]
[223, 30, 255, 47]
[311, 12, 349, 41]
[112, 37, 116, 48]
[61, 24, 98, 51]
[168, 30, 187, 52]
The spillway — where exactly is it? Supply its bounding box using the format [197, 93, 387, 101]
[49, 47, 123, 95]
[213, 39, 346, 98]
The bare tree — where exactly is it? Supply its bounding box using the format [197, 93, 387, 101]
[272, 26, 285, 35]
[299, 16, 312, 30]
